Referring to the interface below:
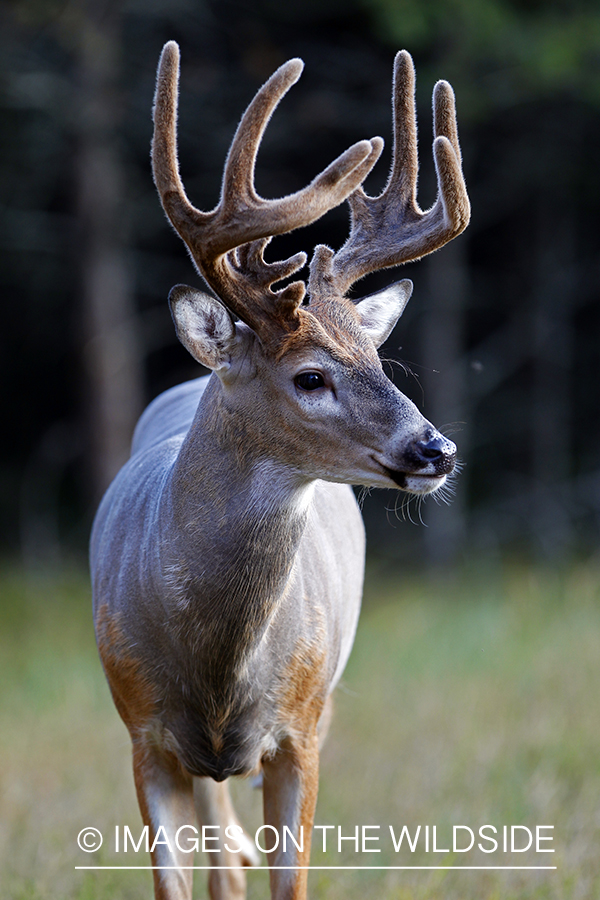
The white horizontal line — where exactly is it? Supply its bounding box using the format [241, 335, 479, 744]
[75, 865, 557, 871]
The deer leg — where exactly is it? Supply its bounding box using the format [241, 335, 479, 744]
[132, 739, 195, 900]
[261, 732, 319, 900]
[193, 777, 259, 900]
[317, 693, 333, 748]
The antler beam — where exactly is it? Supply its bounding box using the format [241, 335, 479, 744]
[309, 51, 470, 298]
[152, 41, 382, 338]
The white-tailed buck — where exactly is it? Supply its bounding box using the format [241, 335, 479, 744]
[90, 41, 469, 900]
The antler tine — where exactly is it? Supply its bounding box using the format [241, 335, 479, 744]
[205, 60, 383, 256]
[433, 79, 461, 164]
[152, 42, 384, 340]
[386, 50, 419, 206]
[316, 50, 470, 298]
[152, 42, 210, 245]
[214, 60, 305, 250]
[429, 79, 470, 233]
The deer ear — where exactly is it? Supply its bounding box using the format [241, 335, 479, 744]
[355, 279, 413, 348]
[169, 285, 237, 372]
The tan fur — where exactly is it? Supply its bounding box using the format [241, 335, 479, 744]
[263, 732, 320, 900]
[95, 603, 158, 734]
[132, 740, 195, 900]
[278, 639, 328, 735]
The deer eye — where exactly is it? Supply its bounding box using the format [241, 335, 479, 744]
[294, 371, 325, 391]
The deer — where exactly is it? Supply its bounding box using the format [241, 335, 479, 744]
[90, 40, 469, 900]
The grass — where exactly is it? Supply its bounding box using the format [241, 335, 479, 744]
[1, 561, 600, 898]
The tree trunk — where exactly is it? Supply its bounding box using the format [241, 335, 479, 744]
[76, 0, 143, 500]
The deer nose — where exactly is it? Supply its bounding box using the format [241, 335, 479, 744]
[414, 434, 457, 473]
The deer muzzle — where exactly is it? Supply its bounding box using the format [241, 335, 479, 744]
[411, 433, 457, 475]
[381, 429, 457, 492]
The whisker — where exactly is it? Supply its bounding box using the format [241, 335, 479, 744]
[356, 486, 371, 510]
[438, 421, 466, 437]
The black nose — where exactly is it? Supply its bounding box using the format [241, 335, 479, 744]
[415, 434, 457, 473]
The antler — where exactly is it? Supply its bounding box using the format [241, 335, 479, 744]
[309, 51, 470, 298]
[152, 41, 382, 340]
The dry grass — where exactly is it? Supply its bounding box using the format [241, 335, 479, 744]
[1, 562, 599, 898]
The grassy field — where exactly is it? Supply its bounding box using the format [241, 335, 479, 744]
[1, 561, 599, 899]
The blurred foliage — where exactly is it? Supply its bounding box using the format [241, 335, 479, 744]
[1, 0, 600, 564]
[361, 0, 600, 113]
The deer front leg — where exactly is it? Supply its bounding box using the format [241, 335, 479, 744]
[262, 732, 319, 900]
[193, 777, 259, 900]
[132, 740, 195, 900]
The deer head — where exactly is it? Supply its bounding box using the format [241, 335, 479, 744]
[152, 42, 469, 494]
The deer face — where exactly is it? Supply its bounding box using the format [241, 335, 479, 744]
[169, 283, 456, 495]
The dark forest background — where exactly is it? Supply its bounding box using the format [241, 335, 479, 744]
[2, 0, 600, 571]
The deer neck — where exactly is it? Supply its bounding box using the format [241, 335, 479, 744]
[160, 376, 313, 667]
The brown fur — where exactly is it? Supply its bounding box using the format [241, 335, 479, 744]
[262, 733, 320, 900]
[95, 603, 159, 735]
[278, 638, 328, 737]
[132, 740, 195, 900]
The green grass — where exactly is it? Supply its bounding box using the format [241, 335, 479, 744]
[1, 562, 599, 898]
